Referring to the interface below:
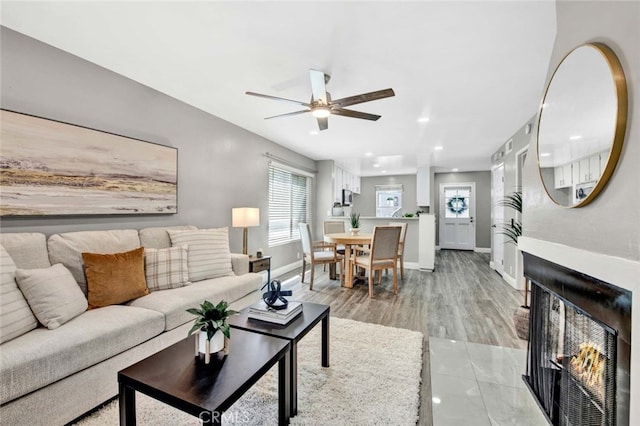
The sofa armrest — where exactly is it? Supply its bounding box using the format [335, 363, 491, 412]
[230, 253, 250, 275]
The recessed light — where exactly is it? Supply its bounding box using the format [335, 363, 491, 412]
[381, 170, 387, 173]
[540, 152, 551, 157]
[569, 135, 582, 140]
[309, 130, 319, 136]
[417, 117, 430, 123]
[452, 168, 459, 172]
[434, 146, 443, 151]
[373, 164, 380, 168]
[365, 152, 373, 157]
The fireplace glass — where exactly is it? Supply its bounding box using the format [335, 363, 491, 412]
[527, 284, 617, 425]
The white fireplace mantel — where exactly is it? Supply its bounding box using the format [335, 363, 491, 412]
[519, 236, 640, 425]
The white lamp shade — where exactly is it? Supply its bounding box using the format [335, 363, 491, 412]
[232, 207, 260, 228]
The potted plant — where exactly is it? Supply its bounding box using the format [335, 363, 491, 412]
[349, 212, 360, 235]
[187, 300, 237, 363]
[497, 190, 529, 340]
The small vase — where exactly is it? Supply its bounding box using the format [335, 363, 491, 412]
[350, 228, 359, 236]
[196, 330, 227, 364]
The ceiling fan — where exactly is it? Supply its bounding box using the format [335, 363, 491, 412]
[246, 69, 395, 131]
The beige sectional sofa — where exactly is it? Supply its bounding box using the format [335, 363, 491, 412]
[0, 225, 262, 425]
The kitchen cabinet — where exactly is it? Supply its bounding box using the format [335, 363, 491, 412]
[334, 165, 361, 201]
[416, 166, 430, 206]
[554, 163, 572, 188]
[588, 153, 600, 182]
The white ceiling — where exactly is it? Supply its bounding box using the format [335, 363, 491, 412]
[1, 1, 556, 176]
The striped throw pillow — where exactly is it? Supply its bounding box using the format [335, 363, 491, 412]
[167, 228, 233, 281]
[144, 245, 191, 291]
[0, 245, 38, 343]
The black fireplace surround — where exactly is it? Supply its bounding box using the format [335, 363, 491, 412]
[523, 253, 632, 426]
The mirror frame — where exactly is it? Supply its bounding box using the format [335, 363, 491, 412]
[537, 42, 628, 208]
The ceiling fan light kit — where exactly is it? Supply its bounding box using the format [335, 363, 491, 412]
[246, 69, 394, 131]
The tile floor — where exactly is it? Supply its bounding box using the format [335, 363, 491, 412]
[429, 337, 548, 426]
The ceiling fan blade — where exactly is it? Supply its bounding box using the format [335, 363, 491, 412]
[317, 117, 328, 131]
[331, 108, 381, 121]
[265, 110, 310, 120]
[246, 91, 310, 107]
[309, 69, 328, 104]
[331, 88, 395, 108]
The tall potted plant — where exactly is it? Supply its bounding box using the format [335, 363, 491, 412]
[187, 300, 237, 363]
[498, 190, 529, 340]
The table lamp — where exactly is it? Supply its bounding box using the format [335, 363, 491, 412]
[232, 207, 260, 255]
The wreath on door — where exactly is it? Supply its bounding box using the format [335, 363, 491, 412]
[447, 196, 467, 214]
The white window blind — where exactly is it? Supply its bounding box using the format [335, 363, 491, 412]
[268, 163, 313, 247]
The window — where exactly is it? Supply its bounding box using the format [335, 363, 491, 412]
[268, 163, 313, 247]
[375, 184, 403, 217]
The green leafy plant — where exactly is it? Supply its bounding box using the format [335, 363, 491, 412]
[350, 212, 360, 229]
[402, 213, 415, 218]
[187, 300, 238, 341]
[497, 190, 522, 245]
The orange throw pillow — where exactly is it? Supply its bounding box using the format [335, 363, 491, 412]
[82, 247, 149, 309]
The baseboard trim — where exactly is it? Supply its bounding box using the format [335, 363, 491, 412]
[489, 260, 495, 269]
[272, 261, 302, 279]
[474, 247, 491, 253]
[502, 271, 517, 288]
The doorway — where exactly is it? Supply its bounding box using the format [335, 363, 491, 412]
[492, 164, 505, 275]
[439, 183, 475, 250]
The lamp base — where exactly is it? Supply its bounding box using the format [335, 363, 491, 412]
[242, 227, 248, 255]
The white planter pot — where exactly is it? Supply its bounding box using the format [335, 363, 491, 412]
[350, 228, 360, 236]
[196, 330, 226, 363]
[198, 330, 225, 353]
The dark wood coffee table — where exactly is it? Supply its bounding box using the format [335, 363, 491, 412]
[228, 302, 330, 416]
[118, 329, 291, 425]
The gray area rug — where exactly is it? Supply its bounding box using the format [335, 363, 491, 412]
[75, 317, 423, 425]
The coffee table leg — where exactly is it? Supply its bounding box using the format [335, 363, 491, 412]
[119, 382, 136, 426]
[290, 341, 298, 416]
[278, 347, 291, 425]
[322, 314, 330, 367]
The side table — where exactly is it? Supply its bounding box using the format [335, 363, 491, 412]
[249, 255, 271, 288]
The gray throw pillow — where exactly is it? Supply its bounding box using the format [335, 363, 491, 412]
[15, 263, 88, 330]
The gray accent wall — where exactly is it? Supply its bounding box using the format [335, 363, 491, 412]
[433, 171, 492, 249]
[522, 0, 640, 262]
[0, 27, 316, 270]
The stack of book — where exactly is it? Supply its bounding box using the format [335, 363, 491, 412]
[247, 300, 303, 325]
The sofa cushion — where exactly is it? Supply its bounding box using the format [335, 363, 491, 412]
[0, 246, 38, 344]
[128, 273, 262, 331]
[82, 247, 149, 309]
[15, 264, 88, 330]
[167, 228, 233, 281]
[0, 233, 50, 269]
[47, 229, 141, 294]
[139, 225, 197, 249]
[0, 305, 165, 405]
[144, 245, 191, 291]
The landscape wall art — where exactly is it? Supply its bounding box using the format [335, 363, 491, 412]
[0, 110, 178, 216]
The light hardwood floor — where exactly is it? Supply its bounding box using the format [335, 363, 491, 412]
[276, 250, 527, 426]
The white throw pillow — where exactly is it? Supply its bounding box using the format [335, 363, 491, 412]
[15, 263, 88, 330]
[0, 245, 38, 343]
[167, 228, 233, 281]
[144, 245, 191, 291]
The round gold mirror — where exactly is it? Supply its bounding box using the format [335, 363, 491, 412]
[537, 43, 627, 207]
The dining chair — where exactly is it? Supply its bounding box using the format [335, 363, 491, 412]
[323, 220, 346, 254]
[389, 222, 408, 279]
[298, 223, 343, 290]
[352, 225, 401, 298]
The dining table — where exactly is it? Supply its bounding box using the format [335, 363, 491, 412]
[324, 232, 372, 289]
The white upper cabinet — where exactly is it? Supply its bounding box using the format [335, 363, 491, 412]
[554, 163, 572, 188]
